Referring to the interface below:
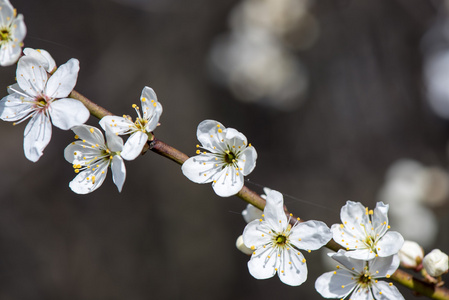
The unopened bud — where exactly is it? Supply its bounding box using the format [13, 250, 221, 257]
[423, 249, 449, 277]
[398, 240, 424, 269]
[236, 235, 253, 255]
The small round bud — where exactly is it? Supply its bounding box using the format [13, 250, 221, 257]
[236, 235, 253, 255]
[423, 249, 449, 277]
[398, 240, 424, 269]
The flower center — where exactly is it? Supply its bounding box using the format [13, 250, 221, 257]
[275, 234, 288, 246]
[0, 28, 11, 42]
[357, 269, 373, 289]
[134, 118, 148, 131]
[224, 150, 236, 164]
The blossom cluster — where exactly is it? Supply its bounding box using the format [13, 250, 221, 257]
[0, 2, 447, 300]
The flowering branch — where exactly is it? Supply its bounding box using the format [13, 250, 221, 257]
[67, 89, 449, 300]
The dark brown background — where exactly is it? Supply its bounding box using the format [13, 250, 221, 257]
[0, 0, 448, 299]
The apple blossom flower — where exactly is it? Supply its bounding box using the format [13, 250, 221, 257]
[64, 125, 126, 194]
[0, 52, 89, 162]
[99, 86, 163, 160]
[398, 240, 424, 269]
[242, 190, 331, 286]
[0, 0, 26, 66]
[182, 120, 257, 197]
[423, 249, 449, 277]
[331, 201, 404, 260]
[315, 250, 404, 300]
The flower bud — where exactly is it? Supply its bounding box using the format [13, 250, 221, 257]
[398, 240, 424, 269]
[236, 235, 253, 255]
[423, 249, 449, 277]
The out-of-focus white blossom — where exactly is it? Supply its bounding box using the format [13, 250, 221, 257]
[209, 28, 308, 110]
[377, 159, 442, 248]
[398, 240, 424, 269]
[423, 249, 449, 277]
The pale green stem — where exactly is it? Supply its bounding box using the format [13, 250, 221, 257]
[69, 89, 449, 300]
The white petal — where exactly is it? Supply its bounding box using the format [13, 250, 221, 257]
[350, 286, 372, 300]
[140, 86, 163, 132]
[49, 98, 89, 130]
[224, 128, 247, 149]
[11, 14, 26, 42]
[290, 220, 332, 250]
[369, 255, 400, 278]
[315, 270, 355, 298]
[242, 220, 272, 249]
[23, 48, 55, 72]
[263, 190, 287, 232]
[372, 281, 404, 300]
[181, 154, 219, 184]
[373, 202, 390, 237]
[0, 41, 22, 66]
[277, 249, 308, 286]
[247, 246, 278, 280]
[242, 204, 263, 223]
[16, 56, 47, 96]
[121, 131, 147, 160]
[343, 248, 376, 261]
[196, 119, 226, 150]
[376, 231, 404, 257]
[0, 93, 34, 122]
[339, 201, 370, 237]
[69, 162, 109, 194]
[23, 112, 52, 162]
[71, 125, 105, 146]
[104, 127, 123, 153]
[330, 250, 366, 272]
[0, 0, 14, 25]
[111, 155, 126, 192]
[211, 166, 244, 197]
[99, 115, 135, 135]
[45, 58, 79, 98]
[238, 146, 257, 176]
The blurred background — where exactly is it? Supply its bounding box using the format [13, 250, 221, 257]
[0, 0, 449, 299]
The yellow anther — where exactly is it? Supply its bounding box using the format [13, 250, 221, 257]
[89, 128, 94, 133]
[218, 129, 222, 133]
[74, 135, 79, 139]
[250, 246, 255, 250]
[141, 97, 147, 102]
[196, 150, 200, 154]
[153, 103, 157, 107]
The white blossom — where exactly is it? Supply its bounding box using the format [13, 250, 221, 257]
[182, 120, 257, 197]
[99, 86, 162, 160]
[315, 250, 404, 300]
[64, 125, 126, 194]
[0, 52, 89, 161]
[423, 249, 449, 277]
[242, 190, 331, 286]
[0, 0, 26, 66]
[398, 240, 424, 269]
[331, 201, 404, 260]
